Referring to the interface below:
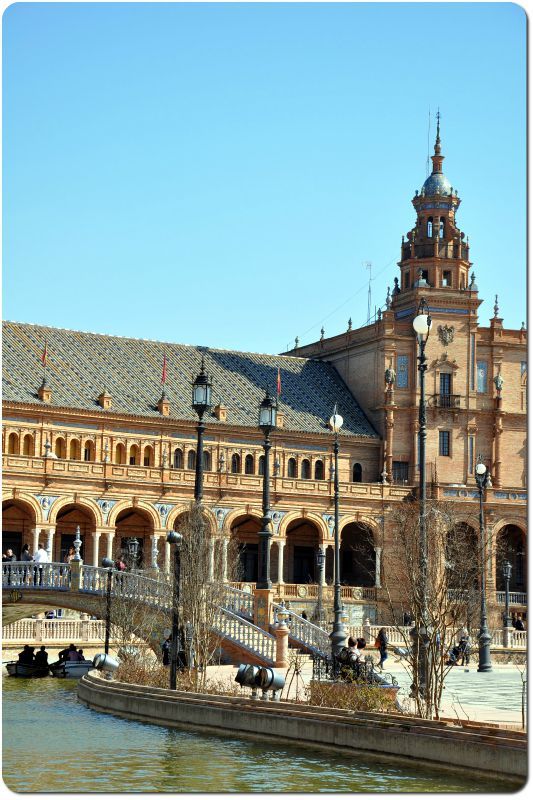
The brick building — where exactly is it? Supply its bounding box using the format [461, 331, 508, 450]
[2, 125, 526, 626]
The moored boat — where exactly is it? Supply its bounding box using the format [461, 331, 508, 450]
[5, 661, 50, 678]
[49, 660, 93, 678]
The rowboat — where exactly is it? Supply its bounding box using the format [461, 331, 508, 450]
[49, 660, 93, 678]
[5, 661, 50, 678]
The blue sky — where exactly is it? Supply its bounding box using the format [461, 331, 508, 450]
[3, 2, 526, 355]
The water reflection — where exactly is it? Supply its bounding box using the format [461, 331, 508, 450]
[2, 676, 511, 793]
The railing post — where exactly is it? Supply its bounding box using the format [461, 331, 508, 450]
[34, 618, 43, 643]
[253, 587, 274, 631]
[70, 561, 81, 592]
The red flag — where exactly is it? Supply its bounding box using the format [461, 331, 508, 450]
[41, 341, 48, 367]
[277, 367, 281, 396]
[161, 353, 168, 385]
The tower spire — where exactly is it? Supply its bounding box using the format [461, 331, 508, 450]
[431, 109, 444, 174]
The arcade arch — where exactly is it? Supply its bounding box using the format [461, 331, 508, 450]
[339, 522, 376, 587]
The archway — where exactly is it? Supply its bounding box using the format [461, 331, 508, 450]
[340, 523, 375, 586]
[55, 504, 96, 563]
[285, 518, 320, 584]
[2, 499, 36, 557]
[496, 525, 527, 593]
[230, 514, 261, 582]
[115, 508, 153, 569]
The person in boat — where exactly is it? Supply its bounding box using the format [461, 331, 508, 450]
[76, 649, 86, 662]
[17, 645, 35, 665]
[34, 646, 49, 668]
[58, 644, 78, 662]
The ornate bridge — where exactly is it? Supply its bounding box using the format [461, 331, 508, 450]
[1, 561, 330, 665]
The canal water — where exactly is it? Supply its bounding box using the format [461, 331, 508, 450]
[2, 676, 512, 793]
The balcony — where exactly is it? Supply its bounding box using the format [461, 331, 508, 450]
[432, 394, 461, 409]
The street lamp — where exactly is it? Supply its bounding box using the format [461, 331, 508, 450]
[329, 405, 347, 658]
[101, 557, 114, 655]
[192, 356, 213, 504]
[475, 461, 492, 672]
[257, 389, 277, 589]
[167, 530, 183, 689]
[502, 560, 512, 629]
[413, 297, 432, 697]
[126, 537, 140, 571]
[315, 548, 326, 625]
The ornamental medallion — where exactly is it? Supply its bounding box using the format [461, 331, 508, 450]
[438, 324, 455, 346]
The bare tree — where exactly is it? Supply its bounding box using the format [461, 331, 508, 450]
[379, 497, 491, 719]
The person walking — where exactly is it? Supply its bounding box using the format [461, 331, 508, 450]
[375, 627, 389, 671]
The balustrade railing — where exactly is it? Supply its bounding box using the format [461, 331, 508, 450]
[272, 602, 330, 655]
[3, 618, 107, 642]
[496, 591, 527, 606]
[2, 561, 71, 591]
[220, 585, 254, 619]
[212, 608, 275, 662]
[79, 565, 172, 611]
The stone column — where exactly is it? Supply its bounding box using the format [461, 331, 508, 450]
[31, 527, 39, 555]
[374, 546, 382, 588]
[106, 530, 115, 561]
[277, 539, 286, 584]
[150, 534, 160, 571]
[208, 538, 215, 583]
[221, 537, 228, 582]
[92, 531, 102, 566]
[45, 528, 55, 561]
[493, 412, 503, 489]
[164, 539, 171, 574]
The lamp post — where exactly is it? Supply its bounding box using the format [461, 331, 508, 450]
[167, 530, 183, 690]
[329, 406, 347, 657]
[316, 548, 326, 626]
[257, 389, 277, 589]
[126, 537, 140, 572]
[192, 356, 213, 504]
[101, 557, 114, 655]
[475, 461, 492, 672]
[413, 297, 432, 697]
[502, 560, 512, 629]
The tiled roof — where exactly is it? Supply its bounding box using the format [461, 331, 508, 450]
[2, 321, 379, 439]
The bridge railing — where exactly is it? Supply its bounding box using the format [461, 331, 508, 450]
[272, 602, 330, 655]
[212, 608, 275, 662]
[2, 561, 71, 591]
[220, 585, 254, 619]
[80, 566, 172, 612]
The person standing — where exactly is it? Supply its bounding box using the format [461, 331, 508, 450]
[162, 636, 171, 666]
[33, 542, 50, 586]
[2, 548, 17, 586]
[375, 627, 389, 670]
[64, 546, 76, 564]
[20, 543, 32, 584]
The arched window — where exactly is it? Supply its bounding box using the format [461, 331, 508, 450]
[352, 463, 363, 482]
[7, 432, 19, 455]
[203, 450, 211, 471]
[143, 445, 153, 467]
[427, 217, 433, 237]
[173, 448, 183, 469]
[287, 457, 296, 478]
[301, 459, 311, 479]
[54, 437, 66, 459]
[231, 453, 241, 474]
[258, 455, 265, 476]
[84, 441, 94, 462]
[314, 460, 324, 480]
[245, 454, 254, 474]
[187, 450, 196, 470]
[439, 218, 445, 239]
[69, 439, 80, 460]
[129, 444, 139, 465]
[22, 434, 34, 456]
[115, 443, 126, 464]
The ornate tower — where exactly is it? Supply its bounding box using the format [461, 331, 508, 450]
[396, 115, 474, 301]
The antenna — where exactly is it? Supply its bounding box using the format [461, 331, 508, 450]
[363, 261, 372, 325]
[426, 106, 431, 177]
